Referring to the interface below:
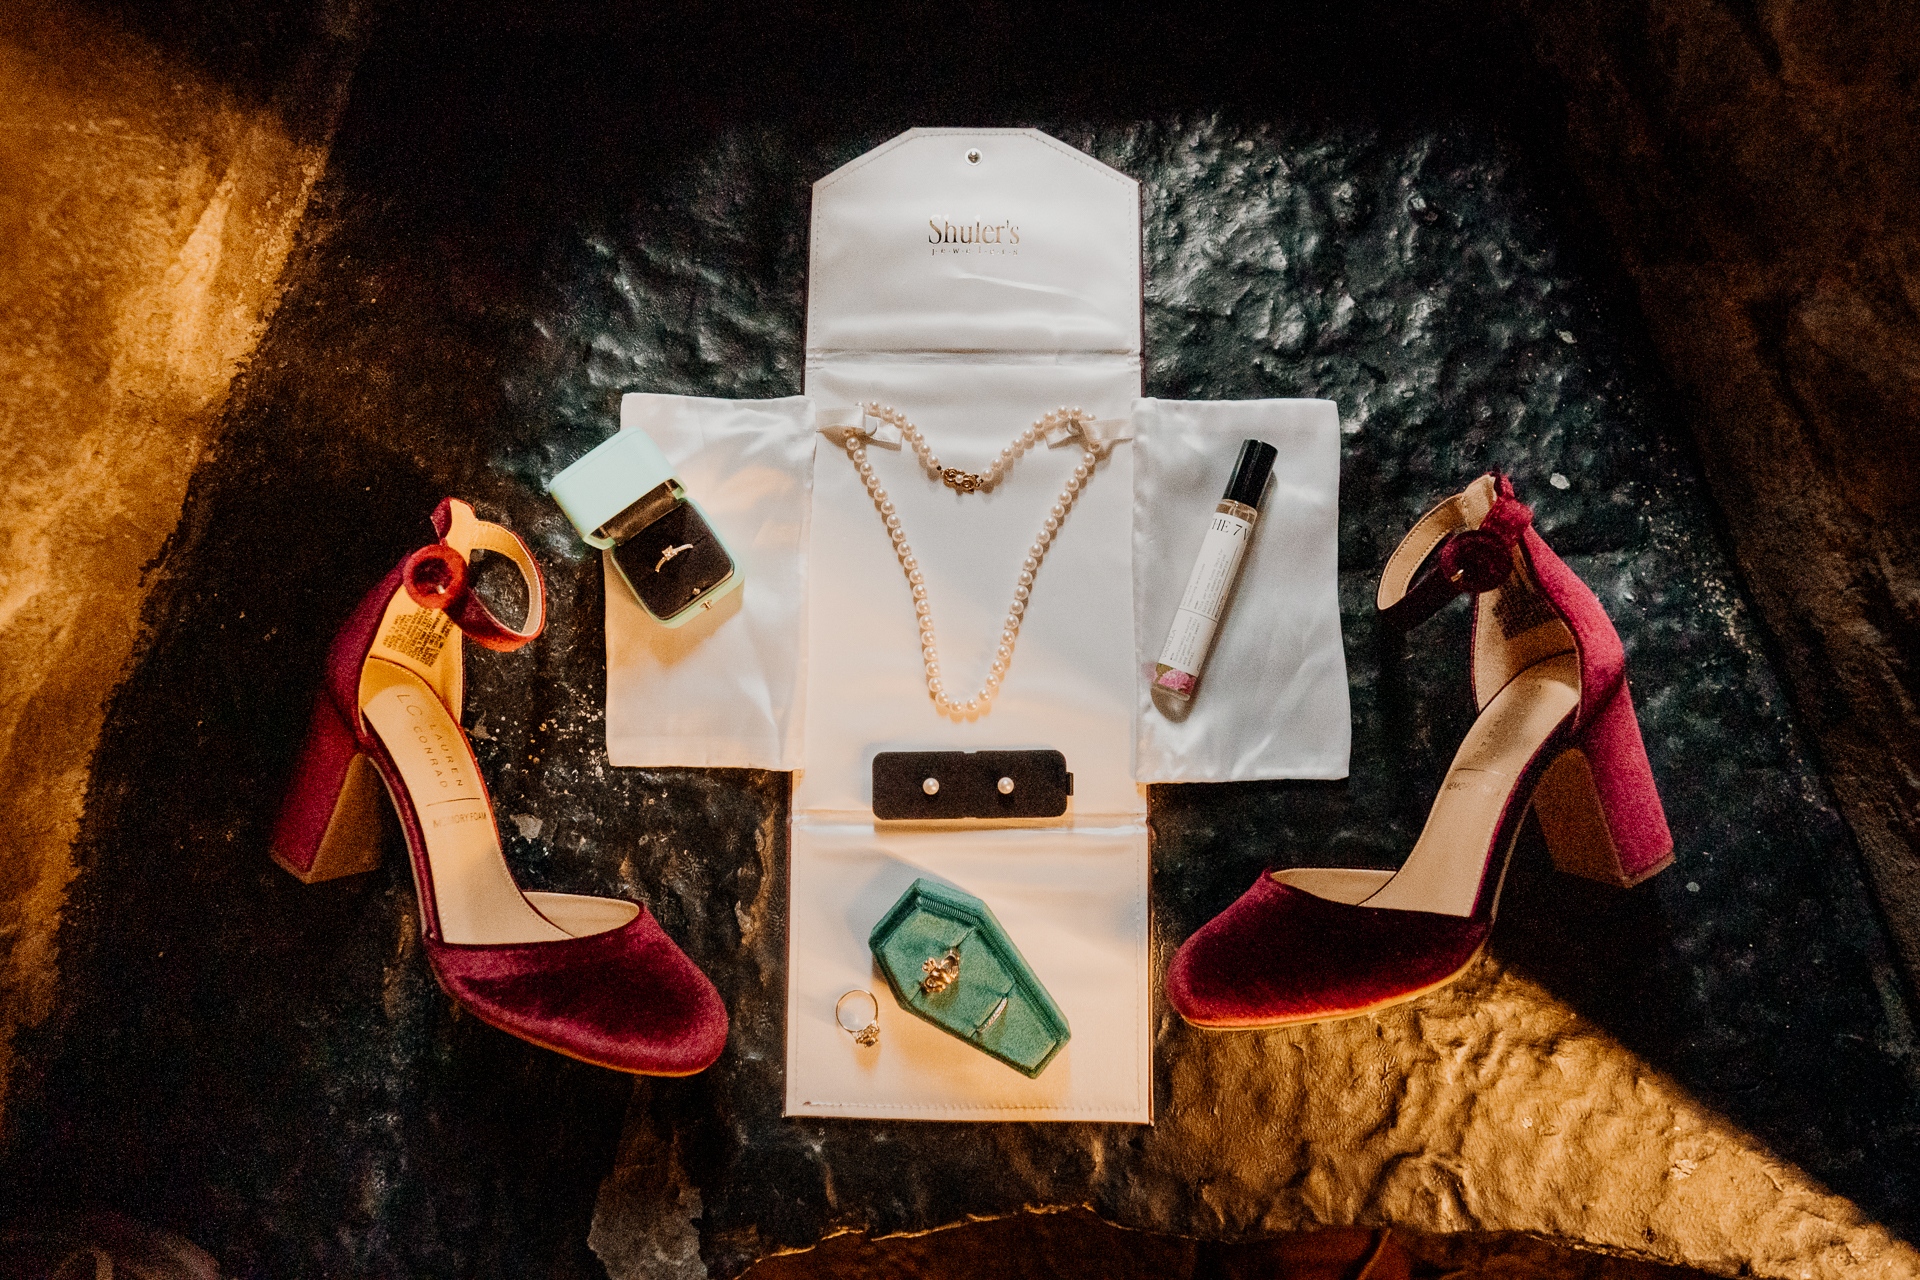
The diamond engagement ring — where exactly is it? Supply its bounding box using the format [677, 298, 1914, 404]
[654, 543, 696, 572]
[835, 989, 881, 1046]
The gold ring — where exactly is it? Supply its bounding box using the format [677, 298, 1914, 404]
[920, 945, 962, 994]
[654, 543, 696, 572]
[972, 992, 1010, 1039]
[835, 989, 880, 1046]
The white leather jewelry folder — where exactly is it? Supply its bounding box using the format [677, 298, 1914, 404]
[591, 130, 1349, 1122]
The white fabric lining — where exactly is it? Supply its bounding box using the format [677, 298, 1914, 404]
[789, 129, 1151, 1124]
[782, 818, 1148, 1121]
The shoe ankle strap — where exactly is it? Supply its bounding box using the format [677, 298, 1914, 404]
[1376, 473, 1533, 630]
[401, 498, 547, 652]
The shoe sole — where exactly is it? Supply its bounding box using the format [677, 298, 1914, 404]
[1174, 939, 1489, 1032]
[447, 995, 723, 1077]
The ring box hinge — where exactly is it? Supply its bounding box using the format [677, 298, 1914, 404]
[593, 480, 685, 547]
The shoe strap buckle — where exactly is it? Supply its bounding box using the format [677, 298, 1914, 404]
[1378, 475, 1533, 630]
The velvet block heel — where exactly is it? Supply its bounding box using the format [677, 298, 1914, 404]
[1532, 680, 1673, 888]
[1166, 473, 1674, 1030]
[268, 498, 729, 1075]
[271, 693, 386, 883]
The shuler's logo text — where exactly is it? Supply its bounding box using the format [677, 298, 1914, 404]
[928, 218, 1020, 255]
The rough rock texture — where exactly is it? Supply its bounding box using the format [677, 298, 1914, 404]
[3, 3, 1919, 1279]
[0, 0, 348, 1126]
[571, 117, 1918, 1280]
[738, 1214, 1725, 1280]
[1515, 0, 1920, 997]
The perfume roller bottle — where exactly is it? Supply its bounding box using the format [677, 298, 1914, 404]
[1153, 438, 1278, 704]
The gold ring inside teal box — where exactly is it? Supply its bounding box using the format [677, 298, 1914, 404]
[869, 878, 1070, 1078]
[550, 426, 743, 626]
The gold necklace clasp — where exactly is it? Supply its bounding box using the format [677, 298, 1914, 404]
[940, 467, 983, 494]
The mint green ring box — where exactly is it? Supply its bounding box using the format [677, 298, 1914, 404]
[869, 878, 1071, 1078]
[549, 428, 743, 627]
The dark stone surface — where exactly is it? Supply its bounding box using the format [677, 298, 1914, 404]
[1515, 0, 1920, 1029]
[4, 3, 1918, 1277]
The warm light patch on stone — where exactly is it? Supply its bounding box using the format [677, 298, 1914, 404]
[1155, 956, 1920, 1280]
[0, 2, 330, 1126]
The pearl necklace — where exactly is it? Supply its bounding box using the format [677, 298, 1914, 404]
[842, 404, 1101, 720]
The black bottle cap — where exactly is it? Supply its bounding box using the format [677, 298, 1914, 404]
[1221, 438, 1279, 508]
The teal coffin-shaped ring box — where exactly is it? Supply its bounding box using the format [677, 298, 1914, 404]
[869, 878, 1070, 1078]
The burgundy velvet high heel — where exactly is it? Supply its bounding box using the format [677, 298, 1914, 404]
[1166, 473, 1673, 1029]
[271, 499, 728, 1075]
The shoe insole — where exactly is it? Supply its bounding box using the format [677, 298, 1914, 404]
[360, 660, 632, 945]
[370, 587, 461, 716]
[1350, 650, 1581, 918]
[1272, 866, 1395, 904]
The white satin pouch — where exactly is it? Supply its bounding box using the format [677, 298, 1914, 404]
[601, 393, 815, 769]
[1131, 398, 1350, 782]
